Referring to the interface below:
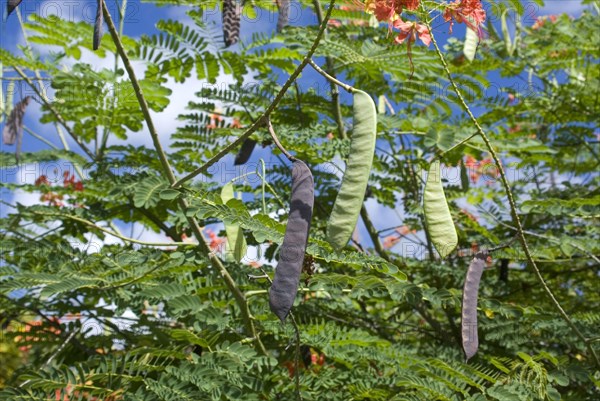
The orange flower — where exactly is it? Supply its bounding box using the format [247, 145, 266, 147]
[443, 0, 486, 37]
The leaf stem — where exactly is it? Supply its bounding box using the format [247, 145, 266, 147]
[426, 21, 600, 368]
[308, 58, 354, 93]
[267, 118, 297, 162]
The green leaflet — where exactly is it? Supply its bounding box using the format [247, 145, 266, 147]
[221, 182, 248, 262]
[424, 161, 458, 259]
[326, 89, 377, 250]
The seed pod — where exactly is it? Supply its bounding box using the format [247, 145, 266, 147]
[269, 160, 314, 321]
[7, 0, 23, 18]
[326, 89, 377, 250]
[2, 96, 31, 162]
[234, 138, 256, 165]
[276, 0, 290, 32]
[461, 251, 487, 361]
[222, 0, 241, 47]
[424, 160, 458, 259]
[93, 0, 104, 51]
[221, 182, 248, 262]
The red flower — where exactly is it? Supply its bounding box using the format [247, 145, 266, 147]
[399, 0, 419, 11]
[394, 18, 431, 46]
[205, 228, 226, 252]
[34, 175, 49, 186]
[443, 0, 486, 37]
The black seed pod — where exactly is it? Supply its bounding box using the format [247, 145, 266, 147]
[269, 160, 314, 321]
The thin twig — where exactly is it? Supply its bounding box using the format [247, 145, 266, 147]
[267, 118, 297, 162]
[171, 0, 338, 188]
[259, 267, 303, 400]
[425, 18, 600, 368]
[308, 58, 354, 93]
[31, 211, 191, 247]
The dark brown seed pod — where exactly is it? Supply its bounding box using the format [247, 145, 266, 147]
[7, 0, 23, 18]
[222, 0, 241, 47]
[93, 0, 104, 51]
[2, 96, 31, 162]
[234, 138, 256, 165]
[276, 0, 290, 32]
[269, 160, 314, 322]
[461, 251, 488, 361]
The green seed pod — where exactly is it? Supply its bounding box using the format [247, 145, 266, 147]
[461, 251, 487, 361]
[424, 160, 458, 259]
[269, 160, 314, 321]
[326, 89, 377, 250]
[221, 182, 248, 262]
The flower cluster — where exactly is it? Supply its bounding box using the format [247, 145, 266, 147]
[363, 0, 486, 46]
[443, 0, 486, 36]
[34, 171, 84, 207]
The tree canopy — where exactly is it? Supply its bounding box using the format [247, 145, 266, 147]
[1, 0, 599, 400]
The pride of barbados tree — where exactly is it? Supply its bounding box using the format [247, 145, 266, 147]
[0, 0, 599, 399]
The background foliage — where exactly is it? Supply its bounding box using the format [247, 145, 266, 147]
[1, 0, 599, 399]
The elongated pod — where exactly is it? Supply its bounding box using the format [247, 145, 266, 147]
[276, 0, 290, 32]
[2, 96, 30, 162]
[234, 138, 256, 165]
[461, 252, 487, 361]
[269, 160, 314, 321]
[424, 160, 458, 258]
[221, 182, 248, 262]
[7, 0, 23, 17]
[93, 0, 104, 51]
[326, 89, 377, 250]
[222, 0, 241, 47]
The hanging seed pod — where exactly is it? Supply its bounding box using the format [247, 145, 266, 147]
[269, 160, 314, 321]
[2, 96, 31, 162]
[234, 138, 256, 165]
[93, 0, 104, 51]
[424, 160, 458, 259]
[276, 0, 290, 32]
[222, 0, 242, 47]
[326, 89, 377, 250]
[7, 0, 23, 18]
[461, 251, 488, 361]
[221, 182, 248, 262]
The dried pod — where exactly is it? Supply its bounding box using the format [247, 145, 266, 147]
[222, 0, 242, 47]
[326, 89, 377, 250]
[269, 160, 314, 321]
[276, 0, 290, 32]
[7, 0, 23, 18]
[93, 0, 104, 51]
[461, 251, 488, 361]
[2, 96, 31, 162]
[234, 138, 256, 165]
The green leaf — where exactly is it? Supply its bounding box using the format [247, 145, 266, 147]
[134, 176, 169, 208]
[159, 188, 181, 200]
